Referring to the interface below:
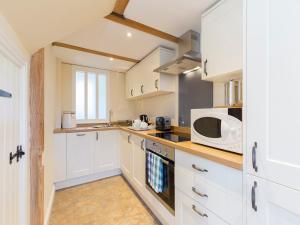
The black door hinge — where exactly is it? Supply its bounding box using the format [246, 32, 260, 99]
[9, 145, 25, 164]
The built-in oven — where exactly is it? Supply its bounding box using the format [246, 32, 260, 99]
[145, 139, 175, 214]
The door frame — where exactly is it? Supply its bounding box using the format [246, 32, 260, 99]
[0, 14, 30, 225]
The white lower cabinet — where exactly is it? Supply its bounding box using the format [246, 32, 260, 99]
[54, 130, 121, 189]
[176, 190, 228, 225]
[131, 135, 145, 191]
[247, 175, 300, 225]
[120, 131, 132, 179]
[53, 133, 67, 182]
[94, 130, 119, 173]
[66, 132, 95, 179]
[175, 150, 242, 225]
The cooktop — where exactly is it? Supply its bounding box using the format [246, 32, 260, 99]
[149, 132, 191, 143]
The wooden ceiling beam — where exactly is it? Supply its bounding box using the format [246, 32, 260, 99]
[113, 0, 130, 15]
[52, 42, 140, 63]
[105, 12, 181, 43]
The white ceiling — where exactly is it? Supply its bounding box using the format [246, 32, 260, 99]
[60, 19, 177, 60]
[125, 0, 218, 36]
[0, 0, 115, 53]
[0, 0, 218, 71]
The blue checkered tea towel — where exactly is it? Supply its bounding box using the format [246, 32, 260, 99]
[147, 151, 164, 193]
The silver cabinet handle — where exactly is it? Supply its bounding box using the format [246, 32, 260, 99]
[96, 132, 99, 141]
[204, 59, 208, 76]
[76, 133, 86, 136]
[130, 89, 133, 96]
[141, 139, 145, 151]
[192, 187, 208, 198]
[252, 142, 258, 172]
[141, 85, 144, 94]
[251, 181, 258, 211]
[192, 205, 208, 218]
[155, 79, 158, 90]
[127, 134, 131, 144]
[192, 164, 208, 173]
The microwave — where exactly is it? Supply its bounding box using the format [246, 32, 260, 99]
[191, 108, 242, 154]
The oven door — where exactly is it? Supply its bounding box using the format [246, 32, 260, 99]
[145, 150, 175, 213]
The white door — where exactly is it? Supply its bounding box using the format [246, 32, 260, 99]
[247, 175, 300, 225]
[94, 130, 119, 173]
[201, 0, 242, 80]
[67, 132, 95, 179]
[246, 0, 300, 191]
[0, 52, 26, 225]
[120, 132, 132, 178]
[131, 135, 145, 190]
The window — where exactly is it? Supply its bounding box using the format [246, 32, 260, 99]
[73, 66, 108, 122]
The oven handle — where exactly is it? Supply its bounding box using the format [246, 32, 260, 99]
[146, 150, 171, 165]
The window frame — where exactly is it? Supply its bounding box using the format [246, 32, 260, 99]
[72, 65, 110, 124]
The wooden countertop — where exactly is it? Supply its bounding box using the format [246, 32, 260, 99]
[54, 126, 243, 170]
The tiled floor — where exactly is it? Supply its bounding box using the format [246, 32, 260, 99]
[49, 176, 160, 225]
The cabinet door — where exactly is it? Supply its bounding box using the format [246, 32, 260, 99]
[175, 190, 229, 225]
[246, 0, 300, 191]
[125, 69, 135, 99]
[66, 132, 95, 179]
[54, 133, 67, 182]
[247, 175, 300, 225]
[131, 135, 146, 190]
[201, 0, 242, 80]
[120, 132, 132, 178]
[94, 130, 119, 173]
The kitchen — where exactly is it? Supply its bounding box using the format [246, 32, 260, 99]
[0, 0, 299, 225]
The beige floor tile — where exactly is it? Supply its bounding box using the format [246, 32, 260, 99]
[49, 176, 159, 225]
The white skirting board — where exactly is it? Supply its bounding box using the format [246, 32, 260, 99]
[44, 186, 55, 225]
[54, 169, 121, 190]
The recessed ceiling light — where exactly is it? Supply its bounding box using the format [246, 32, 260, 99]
[126, 32, 132, 38]
[109, 57, 114, 61]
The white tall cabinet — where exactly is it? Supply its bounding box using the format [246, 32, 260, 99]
[246, 0, 300, 223]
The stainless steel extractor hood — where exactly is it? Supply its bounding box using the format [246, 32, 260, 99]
[154, 30, 201, 75]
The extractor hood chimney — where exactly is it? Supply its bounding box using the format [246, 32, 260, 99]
[154, 30, 201, 75]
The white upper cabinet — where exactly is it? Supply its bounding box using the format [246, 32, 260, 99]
[94, 130, 119, 173]
[66, 132, 95, 179]
[246, 0, 300, 192]
[125, 47, 176, 100]
[247, 175, 300, 225]
[201, 0, 242, 81]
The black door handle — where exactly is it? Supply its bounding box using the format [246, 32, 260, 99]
[0, 89, 12, 98]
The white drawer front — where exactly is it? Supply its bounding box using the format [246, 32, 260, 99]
[176, 189, 229, 225]
[175, 150, 242, 224]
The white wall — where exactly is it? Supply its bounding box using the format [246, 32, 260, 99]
[56, 64, 136, 126]
[213, 82, 225, 107]
[44, 45, 57, 224]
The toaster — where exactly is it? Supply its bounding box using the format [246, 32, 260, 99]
[156, 116, 171, 131]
